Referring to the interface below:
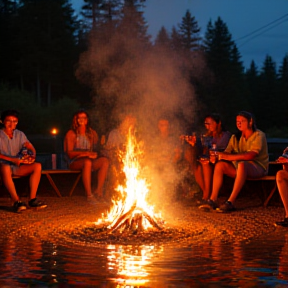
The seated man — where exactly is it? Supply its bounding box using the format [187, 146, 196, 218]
[146, 116, 183, 202]
[0, 109, 47, 212]
[274, 147, 288, 227]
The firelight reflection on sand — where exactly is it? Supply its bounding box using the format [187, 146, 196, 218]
[96, 129, 163, 231]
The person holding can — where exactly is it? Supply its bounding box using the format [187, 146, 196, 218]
[185, 113, 231, 203]
[0, 109, 47, 212]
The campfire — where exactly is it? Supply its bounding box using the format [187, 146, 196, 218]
[97, 129, 164, 233]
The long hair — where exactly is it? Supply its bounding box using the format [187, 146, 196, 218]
[71, 109, 94, 142]
[235, 111, 257, 140]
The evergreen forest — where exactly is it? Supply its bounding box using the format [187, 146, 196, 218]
[1, 0, 288, 137]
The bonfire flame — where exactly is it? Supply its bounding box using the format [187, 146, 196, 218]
[104, 129, 163, 233]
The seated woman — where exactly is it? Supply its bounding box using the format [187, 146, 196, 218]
[185, 113, 231, 203]
[0, 109, 47, 212]
[201, 111, 269, 212]
[65, 109, 109, 201]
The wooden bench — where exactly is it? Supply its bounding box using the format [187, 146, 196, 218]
[223, 162, 280, 207]
[245, 161, 282, 207]
[1, 170, 82, 198]
[246, 175, 276, 207]
[41, 170, 81, 197]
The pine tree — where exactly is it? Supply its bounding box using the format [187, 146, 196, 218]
[81, 0, 121, 31]
[178, 10, 201, 51]
[277, 54, 288, 127]
[13, 0, 80, 106]
[257, 55, 278, 129]
[203, 17, 246, 127]
[170, 26, 182, 52]
[154, 26, 171, 49]
[0, 0, 18, 84]
[76, 0, 150, 132]
[245, 60, 259, 114]
[119, 0, 150, 44]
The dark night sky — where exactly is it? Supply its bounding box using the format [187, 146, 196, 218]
[72, 0, 288, 69]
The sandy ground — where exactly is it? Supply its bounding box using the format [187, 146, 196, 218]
[0, 182, 287, 246]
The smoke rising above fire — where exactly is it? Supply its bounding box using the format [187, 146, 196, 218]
[76, 20, 206, 134]
[76, 16, 207, 210]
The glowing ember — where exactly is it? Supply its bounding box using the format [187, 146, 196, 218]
[97, 128, 163, 233]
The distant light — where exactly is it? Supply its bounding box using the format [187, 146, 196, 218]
[51, 128, 58, 135]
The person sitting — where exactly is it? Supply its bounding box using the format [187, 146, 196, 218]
[102, 114, 137, 197]
[200, 111, 269, 212]
[0, 109, 47, 212]
[274, 147, 288, 227]
[185, 113, 231, 203]
[64, 109, 109, 201]
[147, 116, 183, 202]
[103, 114, 137, 160]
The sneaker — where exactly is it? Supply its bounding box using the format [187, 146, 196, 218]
[216, 201, 236, 213]
[199, 199, 218, 211]
[14, 201, 27, 213]
[28, 198, 47, 209]
[275, 217, 288, 227]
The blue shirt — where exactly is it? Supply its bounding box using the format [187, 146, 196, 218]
[0, 129, 29, 164]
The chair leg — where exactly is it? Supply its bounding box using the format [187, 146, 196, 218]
[263, 182, 277, 207]
[69, 174, 82, 197]
[45, 174, 62, 197]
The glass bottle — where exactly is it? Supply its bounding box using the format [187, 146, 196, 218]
[209, 143, 218, 164]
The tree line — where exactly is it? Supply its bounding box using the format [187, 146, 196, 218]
[0, 0, 287, 137]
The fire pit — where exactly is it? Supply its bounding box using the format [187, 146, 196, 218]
[96, 129, 164, 234]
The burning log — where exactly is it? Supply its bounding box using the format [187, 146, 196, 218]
[108, 204, 137, 232]
[107, 205, 163, 233]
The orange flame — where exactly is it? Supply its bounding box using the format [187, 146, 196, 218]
[98, 128, 162, 230]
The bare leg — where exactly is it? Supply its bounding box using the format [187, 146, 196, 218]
[201, 163, 213, 199]
[70, 158, 93, 197]
[210, 161, 236, 202]
[276, 169, 288, 218]
[187, 146, 207, 198]
[194, 164, 205, 194]
[227, 161, 248, 204]
[0, 164, 19, 202]
[13, 163, 42, 200]
[92, 157, 109, 197]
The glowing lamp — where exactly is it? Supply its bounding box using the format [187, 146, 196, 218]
[51, 128, 58, 135]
